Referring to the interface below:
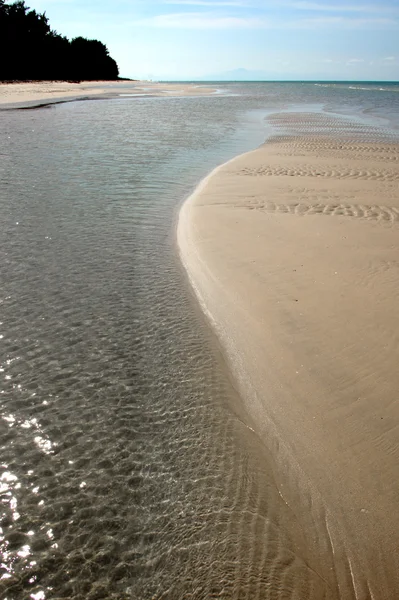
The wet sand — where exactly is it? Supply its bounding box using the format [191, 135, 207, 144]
[0, 80, 216, 107]
[178, 114, 399, 598]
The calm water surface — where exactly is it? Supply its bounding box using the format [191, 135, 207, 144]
[1, 83, 399, 599]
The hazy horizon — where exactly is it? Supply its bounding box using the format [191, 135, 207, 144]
[154, 74, 399, 82]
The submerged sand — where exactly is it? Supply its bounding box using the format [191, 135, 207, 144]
[178, 115, 399, 598]
[0, 80, 217, 107]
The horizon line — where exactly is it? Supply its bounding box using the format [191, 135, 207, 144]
[153, 78, 399, 83]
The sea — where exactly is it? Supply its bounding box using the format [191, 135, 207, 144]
[1, 81, 399, 600]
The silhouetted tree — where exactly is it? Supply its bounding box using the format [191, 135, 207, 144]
[69, 37, 119, 81]
[0, 0, 119, 81]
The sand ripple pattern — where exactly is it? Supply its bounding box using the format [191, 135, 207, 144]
[237, 164, 399, 181]
[242, 200, 399, 223]
[267, 112, 398, 143]
[268, 137, 399, 161]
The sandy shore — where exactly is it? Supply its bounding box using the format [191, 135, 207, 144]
[178, 115, 399, 598]
[0, 80, 217, 107]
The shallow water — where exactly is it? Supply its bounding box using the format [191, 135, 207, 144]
[1, 84, 398, 599]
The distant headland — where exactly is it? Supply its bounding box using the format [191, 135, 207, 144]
[0, 0, 120, 81]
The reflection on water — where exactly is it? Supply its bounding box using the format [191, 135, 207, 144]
[0, 84, 398, 599]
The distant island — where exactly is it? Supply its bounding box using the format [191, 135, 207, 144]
[0, 0, 119, 81]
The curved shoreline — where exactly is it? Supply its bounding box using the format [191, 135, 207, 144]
[178, 117, 399, 598]
[177, 145, 340, 598]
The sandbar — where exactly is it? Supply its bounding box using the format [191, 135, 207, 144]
[178, 114, 399, 598]
[0, 80, 217, 108]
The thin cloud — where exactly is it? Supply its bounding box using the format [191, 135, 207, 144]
[137, 12, 265, 28]
[291, 15, 398, 28]
[161, 0, 248, 5]
[289, 2, 396, 12]
[383, 56, 396, 60]
[346, 58, 366, 66]
[135, 10, 398, 29]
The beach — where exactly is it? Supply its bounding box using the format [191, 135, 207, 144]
[0, 80, 217, 107]
[178, 112, 399, 597]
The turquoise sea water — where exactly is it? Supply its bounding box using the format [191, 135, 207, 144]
[0, 82, 398, 599]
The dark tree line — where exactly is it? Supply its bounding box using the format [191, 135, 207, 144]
[0, 0, 119, 81]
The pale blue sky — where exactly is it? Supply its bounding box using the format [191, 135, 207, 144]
[26, 0, 399, 80]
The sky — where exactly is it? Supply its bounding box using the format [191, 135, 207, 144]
[24, 0, 399, 80]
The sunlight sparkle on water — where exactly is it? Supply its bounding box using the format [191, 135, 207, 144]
[18, 545, 31, 558]
[31, 592, 46, 600]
